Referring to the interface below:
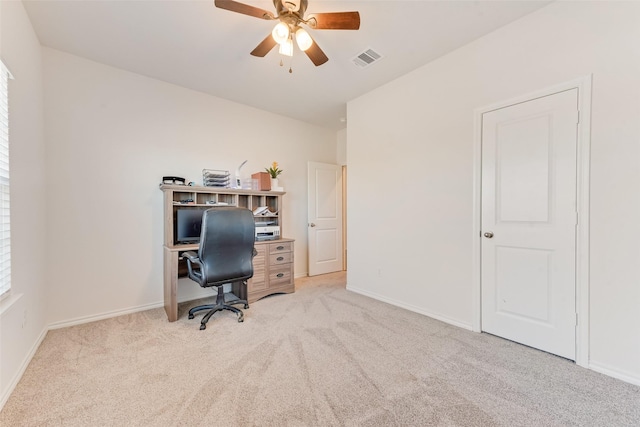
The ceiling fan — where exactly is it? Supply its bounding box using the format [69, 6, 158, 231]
[214, 0, 360, 66]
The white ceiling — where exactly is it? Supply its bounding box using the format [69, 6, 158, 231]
[23, 0, 551, 130]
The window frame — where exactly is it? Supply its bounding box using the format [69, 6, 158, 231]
[0, 59, 13, 300]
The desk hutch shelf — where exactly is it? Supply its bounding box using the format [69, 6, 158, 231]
[159, 184, 295, 322]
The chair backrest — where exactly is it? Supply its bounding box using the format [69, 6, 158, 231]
[197, 207, 256, 287]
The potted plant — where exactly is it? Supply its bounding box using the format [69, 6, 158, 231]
[265, 161, 283, 189]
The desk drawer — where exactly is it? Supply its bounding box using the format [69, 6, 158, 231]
[269, 267, 292, 286]
[270, 252, 292, 265]
[269, 241, 292, 254]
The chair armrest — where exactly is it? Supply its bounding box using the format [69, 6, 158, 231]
[182, 251, 199, 262]
[182, 251, 202, 277]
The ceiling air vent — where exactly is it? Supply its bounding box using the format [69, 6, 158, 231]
[352, 48, 383, 69]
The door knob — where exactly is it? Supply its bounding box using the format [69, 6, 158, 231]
[309, 223, 316, 227]
[484, 231, 494, 238]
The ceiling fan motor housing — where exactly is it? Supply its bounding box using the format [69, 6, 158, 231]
[274, 0, 307, 24]
[277, 0, 306, 15]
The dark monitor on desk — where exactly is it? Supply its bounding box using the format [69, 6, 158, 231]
[175, 207, 207, 244]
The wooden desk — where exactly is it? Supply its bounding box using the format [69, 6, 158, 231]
[159, 185, 294, 322]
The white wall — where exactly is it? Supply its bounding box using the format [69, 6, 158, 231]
[43, 48, 337, 325]
[0, 0, 48, 406]
[347, 1, 640, 384]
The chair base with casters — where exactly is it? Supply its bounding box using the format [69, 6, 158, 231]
[188, 282, 250, 330]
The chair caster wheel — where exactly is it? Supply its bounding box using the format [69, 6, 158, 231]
[238, 317, 244, 323]
[188, 314, 194, 320]
[244, 304, 249, 309]
[199, 324, 206, 330]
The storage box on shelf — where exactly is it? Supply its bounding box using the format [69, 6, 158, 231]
[251, 172, 271, 191]
[159, 184, 294, 322]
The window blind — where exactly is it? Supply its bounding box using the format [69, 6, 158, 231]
[0, 60, 12, 298]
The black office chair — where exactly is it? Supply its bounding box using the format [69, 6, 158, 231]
[182, 207, 255, 330]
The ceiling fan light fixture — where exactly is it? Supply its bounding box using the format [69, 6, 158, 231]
[272, 22, 290, 44]
[278, 38, 294, 56]
[295, 27, 313, 51]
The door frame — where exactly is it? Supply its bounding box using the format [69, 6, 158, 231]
[342, 165, 347, 270]
[472, 76, 592, 367]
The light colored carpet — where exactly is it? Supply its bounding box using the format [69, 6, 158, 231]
[1, 272, 639, 426]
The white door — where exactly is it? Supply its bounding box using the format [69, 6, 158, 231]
[481, 89, 579, 360]
[308, 162, 343, 276]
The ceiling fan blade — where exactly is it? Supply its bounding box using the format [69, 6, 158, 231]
[304, 37, 329, 66]
[250, 34, 278, 57]
[214, 0, 275, 20]
[306, 12, 360, 30]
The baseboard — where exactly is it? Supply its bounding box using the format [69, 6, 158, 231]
[589, 361, 640, 387]
[48, 301, 164, 330]
[0, 327, 47, 411]
[346, 285, 473, 331]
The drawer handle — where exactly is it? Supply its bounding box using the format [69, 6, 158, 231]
[276, 246, 285, 250]
[277, 273, 284, 278]
[276, 256, 284, 261]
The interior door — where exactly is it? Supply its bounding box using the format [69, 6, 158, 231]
[308, 161, 343, 276]
[481, 89, 579, 360]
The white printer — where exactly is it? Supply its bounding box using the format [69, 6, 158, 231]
[255, 225, 280, 241]
[254, 207, 280, 240]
